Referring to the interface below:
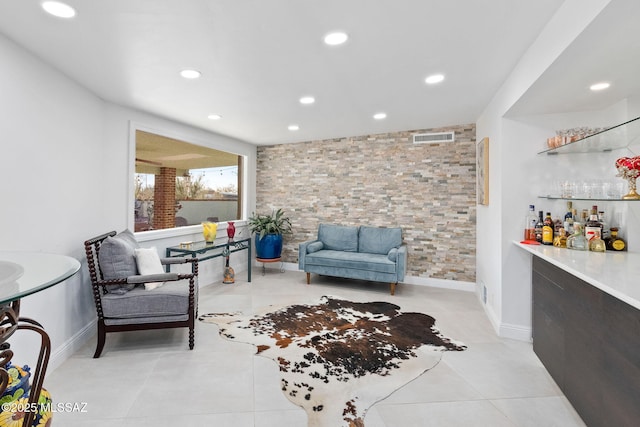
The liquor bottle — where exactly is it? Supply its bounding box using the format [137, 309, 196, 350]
[535, 211, 544, 243]
[598, 210, 609, 241]
[542, 212, 554, 245]
[589, 230, 606, 252]
[584, 205, 602, 242]
[553, 228, 567, 248]
[563, 202, 574, 235]
[524, 205, 538, 241]
[607, 227, 627, 251]
[566, 222, 588, 251]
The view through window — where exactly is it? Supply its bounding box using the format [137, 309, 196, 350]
[134, 130, 243, 231]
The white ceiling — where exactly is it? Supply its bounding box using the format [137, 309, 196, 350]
[5, 0, 631, 146]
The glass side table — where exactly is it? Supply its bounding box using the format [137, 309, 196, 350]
[165, 237, 252, 282]
[0, 251, 80, 426]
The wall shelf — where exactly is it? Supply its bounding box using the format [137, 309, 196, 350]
[538, 116, 640, 155]
[538, 196, 640, 201]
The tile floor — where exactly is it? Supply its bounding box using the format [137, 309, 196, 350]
[45, 271, 586, 426]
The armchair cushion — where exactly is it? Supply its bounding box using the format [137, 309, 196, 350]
[134, 247, 165, 290]
[306, 241, 324, 253]
[101, 280, 191, 320]
[98, 229, 139, 294]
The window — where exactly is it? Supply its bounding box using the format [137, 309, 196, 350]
[134, 130, 243, 231]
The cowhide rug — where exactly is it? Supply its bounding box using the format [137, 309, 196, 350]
[200, 296, 466, 427]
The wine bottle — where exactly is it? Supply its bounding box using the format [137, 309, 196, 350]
[542, 212, 554, 245]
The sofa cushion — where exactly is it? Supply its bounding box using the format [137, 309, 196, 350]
[318, 224, 358, 252]
[98, 229, 139, 294]
[305, 250, 396, 274]
[101, 280, 190, 319]
[358, 226, 402, 255]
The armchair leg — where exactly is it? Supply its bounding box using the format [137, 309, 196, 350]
[306, 272, 311, 285]
[390, 282, 397, 296]
[189, 326, 195, 350]
[93, 322, 106, 359]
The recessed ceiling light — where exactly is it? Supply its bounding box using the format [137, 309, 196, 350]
[590, 82, 610, 91]
[425, 74, 445, 85]
[180, 69, 201, 79]
[207, 114, 222, 120]
[42, 1, 76, 18]
[288, 124, 300, 131]
[299, 96, 315, 105]
[373, 112, 387, 120]
[324, 32, 348, 46]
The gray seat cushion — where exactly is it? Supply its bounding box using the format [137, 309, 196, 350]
[318, 224, 358, 252]
[358, 226, 402, 255]
[98, 229, 139, 294]
[101, 280, 191, 319]
[305, 250, 396, 274]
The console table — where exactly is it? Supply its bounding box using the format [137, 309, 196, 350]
[0, 251, 80, 426]
[165, 237, 252, 282]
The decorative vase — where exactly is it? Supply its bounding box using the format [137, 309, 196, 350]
[226, 221, 235, 240]
[202, 222, 218, 244]
[255, 234, 283, 259]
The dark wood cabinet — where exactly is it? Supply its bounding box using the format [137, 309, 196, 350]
[532, 256, 640, 427]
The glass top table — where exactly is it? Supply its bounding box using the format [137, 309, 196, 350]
[0, 251, 80, 426]
[165, 237, 252, 282]
[0, 251, 81, 305]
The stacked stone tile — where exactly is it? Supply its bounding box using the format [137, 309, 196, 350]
[256, 124, 476, 283]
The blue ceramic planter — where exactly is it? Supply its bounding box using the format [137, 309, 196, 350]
[255, 234, 283, 259]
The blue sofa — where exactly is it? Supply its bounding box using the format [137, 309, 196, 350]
[299, 224, 407, 295]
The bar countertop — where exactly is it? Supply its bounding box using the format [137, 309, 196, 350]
[515, 241, 640, 310]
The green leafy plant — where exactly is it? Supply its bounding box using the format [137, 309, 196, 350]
[248, 208, 292, 239]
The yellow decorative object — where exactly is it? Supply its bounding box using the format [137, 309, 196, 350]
[202, 222, 218, 243]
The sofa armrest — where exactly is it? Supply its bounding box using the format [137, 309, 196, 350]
[395, 245, 407, 282]
[298, 239, 321, 270]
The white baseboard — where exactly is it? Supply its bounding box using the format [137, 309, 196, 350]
[499, 323, 532, 342]
[49, 318, 96, 371]
[402, 275, 475, 292]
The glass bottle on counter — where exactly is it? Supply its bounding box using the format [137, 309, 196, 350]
[563, 202, 574, 235]
[598, 210, 609, 241]
[589, 230, 606, 252]
[607, 227, 627, 251]
[535, 211, 544, 243]
[524, 204, 538, 241]
[584, 205, 602, 242]
[542, 212, 554, 245]
[553, 228, 567, 248]
[566, 222, 588, 251]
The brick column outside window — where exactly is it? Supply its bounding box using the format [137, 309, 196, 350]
[153, 167, 176, 230]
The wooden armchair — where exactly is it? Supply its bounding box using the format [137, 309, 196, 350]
[84, 230, 198, 358]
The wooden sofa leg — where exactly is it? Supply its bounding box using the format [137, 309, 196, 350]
[306, 272, 311, 285]
[390, 282, 397, 296]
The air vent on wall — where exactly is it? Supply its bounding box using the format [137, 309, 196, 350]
[413, 131, 455, 144]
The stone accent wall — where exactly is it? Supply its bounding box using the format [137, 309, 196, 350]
[256, 124, 476, 283]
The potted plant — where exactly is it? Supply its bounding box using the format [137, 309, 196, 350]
[248, 208, 292, 259]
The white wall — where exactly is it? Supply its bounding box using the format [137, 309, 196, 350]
[0, 32, 257, 369]
[476, 0, 612, 340]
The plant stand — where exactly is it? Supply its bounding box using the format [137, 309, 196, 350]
[256, 257, 284, 275]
